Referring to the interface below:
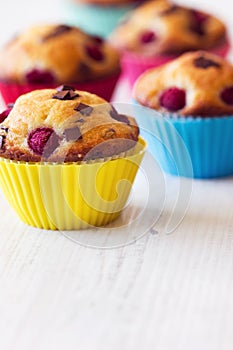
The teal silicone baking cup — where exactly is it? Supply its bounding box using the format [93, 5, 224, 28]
[64, 1, 138, 38]
[133, 102, 233, 179]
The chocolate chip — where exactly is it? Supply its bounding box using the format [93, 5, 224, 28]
[64, 127, 82, 142]
[160, 5, 178, 16]
[67, 91, 79, 99]
[115, 115, 130, 124]
[0, 126, 9, 132]
[110, 107, 130, 125]
[0, 135, 5, 149]
[74, 103, 93, 116]
[42, 25, 72, 41]
[7, 103, 14, 108]
[194, 56, 221, 69]
[76, 118, 85, 123]
[52, 90, 80, 101]
[56, 85, 76, 92]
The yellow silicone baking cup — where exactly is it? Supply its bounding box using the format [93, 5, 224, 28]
[0, 137, 146, 230]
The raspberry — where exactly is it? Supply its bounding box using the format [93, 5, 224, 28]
[192, 10, 208, 24]
[220, 87, 233, 105]
[190, 10, 208, 36]
[28, 127, 59, 156]
[140, 31, 157, 44]
[86, 45, 104, 61]
[26, 69, 55, 84]
[159, 87, 186, 111]
[0, 107, 12, 123]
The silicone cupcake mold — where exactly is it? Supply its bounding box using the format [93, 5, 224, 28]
[0, 87, 146, 229]
[133, 51, 233, 178]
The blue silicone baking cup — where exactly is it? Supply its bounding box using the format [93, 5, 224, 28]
[64, 1, 138, 38]
[133, 102, 233, 179]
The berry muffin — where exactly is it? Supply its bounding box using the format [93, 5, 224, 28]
[0, 24, 120, 104]
[110, 0, 230, 86]
[64, 0, 145, 38]
[133, 51, 233, 178]
[0, 87, 146, 229]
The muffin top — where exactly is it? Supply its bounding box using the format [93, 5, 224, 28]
[110, 0, 227, 56]
[133, 51, 233, 117]
[0, 87, 139, 162]
[0, 24, 120, 84]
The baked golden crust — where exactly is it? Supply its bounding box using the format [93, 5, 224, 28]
[0, 24, 120, 83]
[0, 88, 139, 162]
[133, 51, 233, 116]
[110, 0, 227, 55]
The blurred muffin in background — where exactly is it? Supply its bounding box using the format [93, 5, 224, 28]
[110, 0, 230, 86]
[133, 51, 233, 178]
[63, 0, 147, 38]
[0, 24, 120, 104]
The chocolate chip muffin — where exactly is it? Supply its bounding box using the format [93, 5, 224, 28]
[111, 1, 228, 55]
[133, 51, 233, 178]
[110, 0, 229, 85]
[0, 24, 119, 84]
[0, 87, 145, 230]
[0, 24, 120, 103]
[134, 51, 233, 116]
[0, 86, 139, 162]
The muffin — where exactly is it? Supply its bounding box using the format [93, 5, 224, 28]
[110, 0, 230, 86]
[133, 51, 233, 178]
[0, 87, 146, 229]
[64, 0, 145, 38]
[0, 24, 120, 104]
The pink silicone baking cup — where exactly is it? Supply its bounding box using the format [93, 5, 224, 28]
[121, 41, 231, 87]
[0, 72, 120, 105]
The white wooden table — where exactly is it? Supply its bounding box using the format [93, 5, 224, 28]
[0, 1, 233, 349]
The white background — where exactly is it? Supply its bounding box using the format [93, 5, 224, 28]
[0, 1, 233, 350]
